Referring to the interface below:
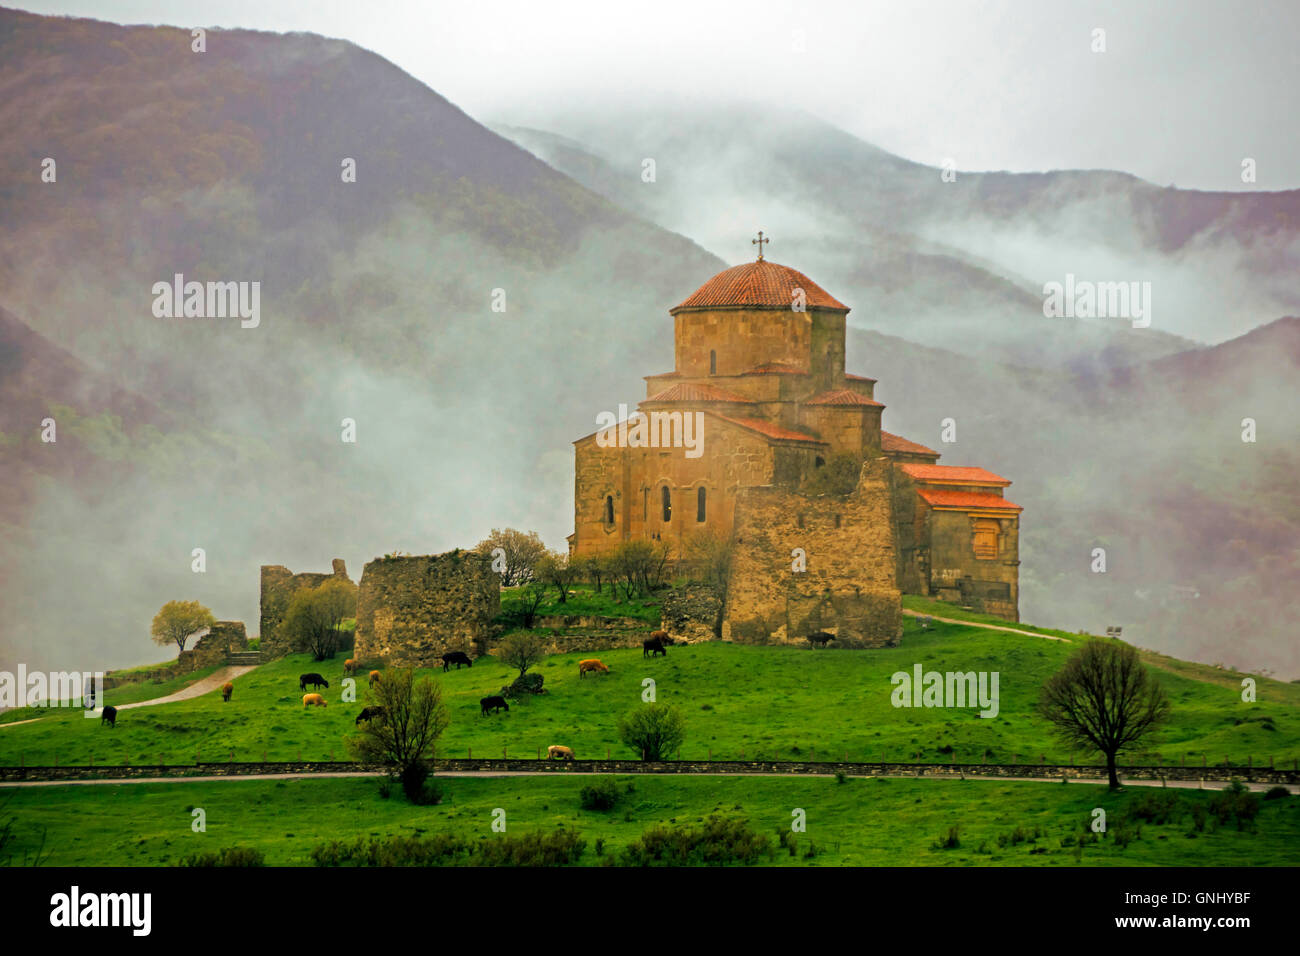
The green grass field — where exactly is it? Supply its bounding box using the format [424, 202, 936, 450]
[2, 774, 1296, 866]
[1, 612, 1295, 769]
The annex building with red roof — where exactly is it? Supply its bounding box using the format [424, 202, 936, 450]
[569, 245, 1022, 643]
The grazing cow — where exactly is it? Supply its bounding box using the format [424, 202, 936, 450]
[441, 651, 473, 672]
[807, 632, 834, 648]
[355, 705, 385, 725]
[479, 695, 509, 715]
[547, 745, 575, 761]
[643, 636, 668, 658]
[100, 705, 117, 728]
[578, 659, 609, 678]
[302, 693, 327, 708]
[368, 670, 382, 686]
[344, 659, 358, 675]
[221, 682, 233, 702]
[299, 673, 329, 691]
[649, 630, 672, 645]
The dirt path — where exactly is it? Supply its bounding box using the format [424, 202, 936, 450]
[902, 609, 1071, 642]
[0, 665, 258, 729]
[0, 770, 1287, 793]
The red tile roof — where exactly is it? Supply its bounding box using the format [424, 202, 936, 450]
[918, 489, 1022, 512]
[845, 372, 878, 384]
[672, 260, 849, 313]
[901, 463, 1011, 486]
[645, 383, 753, 404]
[881, 431, 940, 458]
[715, 415, 826, 444]
[805, 388, 885, 407]
[745, 362, 807, 375]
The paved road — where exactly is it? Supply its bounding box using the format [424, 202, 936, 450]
[0, 665, 258, 730]
[0, 769, 1289, 792]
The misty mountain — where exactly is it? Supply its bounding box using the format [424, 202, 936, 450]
[494, 105, 1299, 359]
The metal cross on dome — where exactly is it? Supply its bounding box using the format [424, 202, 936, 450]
[752, 231, 769, 261]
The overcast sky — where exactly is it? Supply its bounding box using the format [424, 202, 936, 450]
[15, 0, 1300, 190]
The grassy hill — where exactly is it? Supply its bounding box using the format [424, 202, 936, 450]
[2, 613, 1295, 768]
[3, 774, 1296, 867]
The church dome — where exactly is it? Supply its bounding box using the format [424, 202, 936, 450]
[670, 260, 849, 314]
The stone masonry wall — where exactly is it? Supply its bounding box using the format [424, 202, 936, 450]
[176, 620, 247, 672]
[723, 458, 902, 647]
[353, 550, 500, 667]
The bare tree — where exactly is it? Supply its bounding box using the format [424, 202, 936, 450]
[1039, 638, 1171, 789]
[347, 668, 450, 802]
[499, 631, 548, 677]
[475, 528, 548, 586]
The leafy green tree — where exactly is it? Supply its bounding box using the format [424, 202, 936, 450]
[1039, 638, 1171, 789]
[618, 703, 686, 761]
[282, 578, 357, 661]
[150, 600, 216, 655]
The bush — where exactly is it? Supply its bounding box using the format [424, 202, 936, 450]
[579, 778, 621, 811]
[310, 829, 585, 867]
[502, 673, 545, 698]
[181, 846, 265, 867]
[1124, 790, 1182, 824]
[1208, 781, 1260, 829]
[931, 825, 961, 850]
[622, 815, 772, 866]
[617, 703, 686, 761]
[1263, 786, 1290, 801]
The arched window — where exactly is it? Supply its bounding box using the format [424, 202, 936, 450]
[709, 350, 717, 375]
[696, 487, 707, 522]
[603, 495, 615, 526]
[661, 486, 672, 522]
[814, 456, 825, 468]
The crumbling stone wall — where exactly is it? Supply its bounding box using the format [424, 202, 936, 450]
[353, 550, 500, 666]
[177, 620, 248, 672]
[660, 583, 723, 644]
[259, 559, 351, 659]
[723, 458, 902, 647]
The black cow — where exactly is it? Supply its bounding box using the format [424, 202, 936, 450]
[441, 652, 473, 672]
[480, 695, 509, 715]
[643, 637, 668, 658]
[355, 705, 386, 725]
[807, 632, 834, 648]
[100, 705, 117, 727]
[299, 673, 329, 691]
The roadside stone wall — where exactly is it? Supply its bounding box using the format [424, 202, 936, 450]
[176, 620, 247, 673]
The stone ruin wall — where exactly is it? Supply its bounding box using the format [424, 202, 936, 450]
[722, 458, 902, 648]
[259, 558, 352, 659]
[353, 550, 500, 667]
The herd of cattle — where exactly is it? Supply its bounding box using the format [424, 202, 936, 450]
[95, 631, 678, 749]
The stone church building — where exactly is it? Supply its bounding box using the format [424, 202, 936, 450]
[569, 248, 1021, 646]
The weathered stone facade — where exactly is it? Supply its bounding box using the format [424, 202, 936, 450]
[353, 550, 499, 667]
[724, 459, 902, 647]
[259, 559, 352, 659]
[569, 255, 1023, 632]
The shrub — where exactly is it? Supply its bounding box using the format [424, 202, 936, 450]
[181, 846, 265, 867]
[1208, 781, 1260, 829]
[310, 830, 584, 867]
[1124, 790, 1182, 824]
[622, 815, 772, 866]
[931, 825, 961, 850]
[1263, 786, 1290, 801]
[579, 778, 622, 811]
[617, 703, 686, 760]
[502, 673, 545, 698]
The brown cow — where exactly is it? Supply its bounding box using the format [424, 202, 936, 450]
[221, 682, 233, 702]
[344, 659, 358, 675]
[369, 670, 382, 686]
[302, 693, 327, 707]
[578, 659, 609, 678]
[649, 630, 670, 643]
[547, 745, 575, 761]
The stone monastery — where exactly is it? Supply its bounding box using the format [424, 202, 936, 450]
[569, 241, 1022, 647]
